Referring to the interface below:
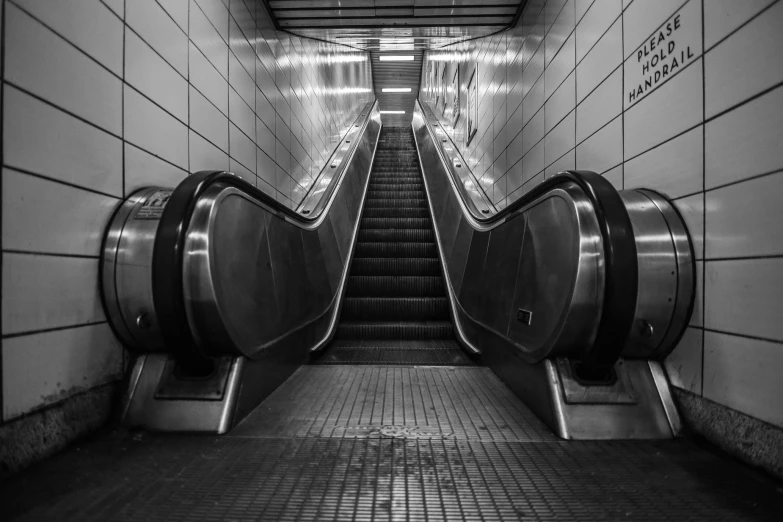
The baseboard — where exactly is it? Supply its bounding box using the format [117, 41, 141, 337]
[0, 383, 119, 480]
[673, 387, 783, 480]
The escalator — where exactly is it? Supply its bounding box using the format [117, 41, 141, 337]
[5, 100, 782, 522]
[100, 97, 693, 437]
[314, 127, 472, 366]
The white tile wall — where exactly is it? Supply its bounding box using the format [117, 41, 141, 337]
[2, 324, 123, 420]
[421, 0, 783, 428]
[703, 332, 783, 427]
[0, 0, 372, 423]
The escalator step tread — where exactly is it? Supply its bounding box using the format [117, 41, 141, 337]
[363, 198, 428, 208]
[366, 191, 425, 199]
[362, 208, 430, 218]
[353, 242, 438, 258]
[350, 258, 441, 276]
[337, 321, 454, 340]
[346, 275, 445, 297]
[342, 297, 449, 320]
[368, 184, 424, 191]
[358, 228, 434, 242]
[360, 218, 432, 229]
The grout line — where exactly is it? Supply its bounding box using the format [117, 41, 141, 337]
[3, 80, 123, 139]
[3, 166, 123, 200]
[8, 1, 125, 81]
[2, 321, 109, 340]
[701, 253, 783, 262]
[700, 0, 707, 395]
[0, 0, 6, 424]
[699, 327, 783, 346]
[703, 0, 782, 53]
[620, 3, 625, 189]
[699, 168, 783, 195]
[2, 249, 101, 260]
[573, 0, 578, 176]
[187, 0, 191, 175]
[705, 79, 783, 123]
[121, 1, 126, 200]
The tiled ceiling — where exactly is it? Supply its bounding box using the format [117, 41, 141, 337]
[266, 1, 526, 125]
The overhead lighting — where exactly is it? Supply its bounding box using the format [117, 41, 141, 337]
[380, 111, 405, 114]
[382, 88, 412, 93]
[379, 55, 414, 61]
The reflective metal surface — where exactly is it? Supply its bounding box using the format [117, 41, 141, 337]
[109, 103, 381, 433]
[620, 189, 696, 359]
[544, 358, 676, 439]
[122, 354, 243, 433]
[414, 94, 694, 438]
[415, 101, 496, 217]
[103, 103, 381, 358]
[297, 101, 375, 215]
[101, 187, 171, 352]
[414, 107, 605, 364]
[414, 94, 695, 366]
[181, 107, 381, 359]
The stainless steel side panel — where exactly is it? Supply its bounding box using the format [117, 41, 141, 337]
[182, 108, 381, 359]
[413, 107, 604, 364]
[102, 187, 172, 352]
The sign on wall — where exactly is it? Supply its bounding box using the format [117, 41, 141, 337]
[435, 61, 442, 105]
[428, 61, 437, 100]
[466, 64, 478, 145]
[624, 0, 702, 108]
[451, 68, 459, 123]
[440, 65, 447, 116]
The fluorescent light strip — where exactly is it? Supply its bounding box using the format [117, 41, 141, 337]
[378, 55, 414, 61]
[382, 88, 412, 93]
[380, 111, 405, 114]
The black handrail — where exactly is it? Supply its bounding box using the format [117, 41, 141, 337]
[418, 102, 638, 376]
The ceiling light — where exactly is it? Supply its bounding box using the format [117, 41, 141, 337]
[382, 88, 412, 93]
[379, 55, 414, 61]
[380, 111, 405, 114]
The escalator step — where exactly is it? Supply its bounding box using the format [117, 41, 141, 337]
[368, 183, 424, 191]
[362, 207, 430, 218]
[337, 321, 453, 340]
[353, 242, 437, 258]
[366, 190, 424, 200]
[350, 258, 441, 276]
[341, 297, 449, 321]
[358, 228, 434, 242]
[360, 218, 431, 229]
[346, 275, 445, 297]
[368, 177, 422, 184]
[363, 198, 428, 208]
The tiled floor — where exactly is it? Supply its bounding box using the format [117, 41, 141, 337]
[2, 365, 782, 521]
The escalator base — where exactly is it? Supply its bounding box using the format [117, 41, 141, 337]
[3, 366, 782, 521]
